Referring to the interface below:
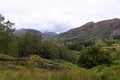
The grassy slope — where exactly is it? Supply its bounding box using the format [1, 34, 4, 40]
[0, 62, 120, 80]
[0, 54, 120, 80]
[0, 55, 87, 80]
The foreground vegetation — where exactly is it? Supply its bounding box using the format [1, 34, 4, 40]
[0, 68, 87, 80]
[0, 53, 120, 80]
[0, 59, 120, 80]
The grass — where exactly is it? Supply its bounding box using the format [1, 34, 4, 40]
[87, 64, 120, 80]
[0, 62, 120, 80]
[102, 45, 120, 60]
[44, 59, 80, 70]
[61, 62, 80, 70]
[0, 55, 88, 80]
[0, 54, 120, 80]
[104, 45, 120, 52]
[0, 64, 119, 80]
[104, 65, 120, 80]
[0, 54, 14, 59]
[0, 68, 88, 80]
[111, 46, 120, 52]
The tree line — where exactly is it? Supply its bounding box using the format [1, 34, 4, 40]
[0, 14, 74, 62]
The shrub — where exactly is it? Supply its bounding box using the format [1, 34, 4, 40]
[78, 46, 112, 69]
[26, 55, 42, 68]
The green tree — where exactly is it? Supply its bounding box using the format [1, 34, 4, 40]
[41, 41, 59, 59]
[17, 33, 42, 57]
[58, 44, 75, 62]
[0, 14, 18, 57]
[78, 46, 112, 68]
[66, 40, 94, 51]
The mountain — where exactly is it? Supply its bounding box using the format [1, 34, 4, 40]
[52, 18, 120, 42]
[14, 29, 42, 36]
[44, 31, 57, 36]
[26, 29, 42, 35]
[13, 29, 28, 37]
[14, 29, 57, 40]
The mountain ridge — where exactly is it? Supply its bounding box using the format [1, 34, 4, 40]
[14, 18, 120, 42]
[52, 18, 120, 42]
[14, 29, 57, 40]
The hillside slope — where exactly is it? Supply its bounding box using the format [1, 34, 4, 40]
[52, 18, 120, 42]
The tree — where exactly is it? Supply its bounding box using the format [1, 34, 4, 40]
[66, 40, 95, 51]
[17, 33, 42, 57]
[78, 46, 112, 69]
[58, 44, 75, 62]
[0, 14, 18, 57]
[40, 41, 59, 59]
[0, 14, 15, 33]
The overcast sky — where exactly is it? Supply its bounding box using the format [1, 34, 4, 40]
[0, 0, 120, 33]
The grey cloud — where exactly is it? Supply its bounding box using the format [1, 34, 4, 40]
[45, 21, 73, 33]
[16, 21, 73, 33]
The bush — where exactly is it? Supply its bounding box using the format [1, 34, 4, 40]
[78, 46, 112, 69]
